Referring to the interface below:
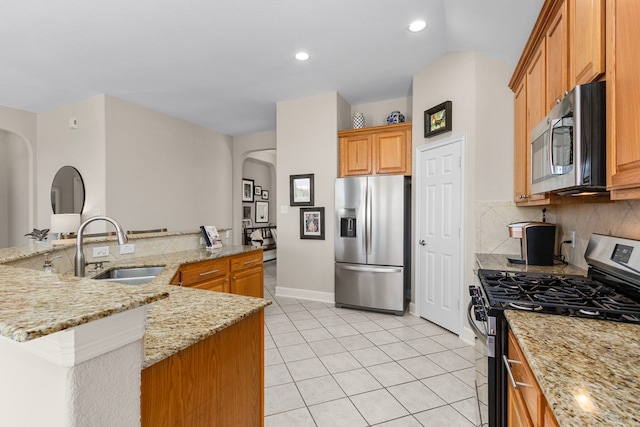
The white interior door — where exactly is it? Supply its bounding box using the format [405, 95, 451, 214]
[416, 136, 463, 334]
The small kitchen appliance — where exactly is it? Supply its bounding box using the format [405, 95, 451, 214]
[507, 221, 556, 266]
[469, 233, 640, 427]
[530, 81, 607, 196]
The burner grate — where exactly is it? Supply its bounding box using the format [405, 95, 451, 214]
[477, 269, 640, 323]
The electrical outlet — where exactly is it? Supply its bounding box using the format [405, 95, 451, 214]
[93, 246, 109, 257]
[570, 231, 576, 249]
[120, 243, 135, 254]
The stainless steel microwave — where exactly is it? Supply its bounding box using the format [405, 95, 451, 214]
[530, 81, 607, 196]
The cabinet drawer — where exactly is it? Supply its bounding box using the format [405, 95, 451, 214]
[191, 276, 230, 293]
[230, 251, 263, 272]
[181, 259, 229, 286]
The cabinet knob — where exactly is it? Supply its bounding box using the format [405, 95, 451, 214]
[556, 98, 561, 104]
[232, 276, 236, 280]
[225, 279, 229, 283]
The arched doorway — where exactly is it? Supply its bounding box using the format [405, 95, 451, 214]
[0, 130, 31, 248]
[241, 150, 276, 259]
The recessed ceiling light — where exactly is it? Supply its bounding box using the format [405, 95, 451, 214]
[408, 20, 427, 32]
[295, 52, 310, 61]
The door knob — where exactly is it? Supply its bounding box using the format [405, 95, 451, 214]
[419, 240, 427, 246]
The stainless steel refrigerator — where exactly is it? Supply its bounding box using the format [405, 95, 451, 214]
[335, 175, 411, 315]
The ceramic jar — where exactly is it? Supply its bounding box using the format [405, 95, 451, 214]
[353, 112, 365, 129]
[386, 111, 405, 124]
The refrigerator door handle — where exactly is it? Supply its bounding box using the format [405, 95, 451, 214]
[337, 264, 403, 274]
[366, 184, 372, 255]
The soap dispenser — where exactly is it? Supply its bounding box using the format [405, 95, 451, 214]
[43, 253, 62, 273]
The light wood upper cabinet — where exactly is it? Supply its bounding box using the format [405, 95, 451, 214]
[339, 123, 412, 177]
[509, 0, 616, 204]
[546, 1, 569, 110]
[606, 0, 640, 199]
[339, 133, 373, 176]
[570, 0, 605, 86]
[526, 40, 547, 135]
[513, 78, 529, 202]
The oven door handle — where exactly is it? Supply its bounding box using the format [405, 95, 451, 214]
[467, 300, 486, 343]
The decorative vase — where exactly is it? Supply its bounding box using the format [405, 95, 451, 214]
[353, 112, 365, 129]
[386, 111, 405, 124]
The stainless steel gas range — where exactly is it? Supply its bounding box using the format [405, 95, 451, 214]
[469, 234, 640, 427]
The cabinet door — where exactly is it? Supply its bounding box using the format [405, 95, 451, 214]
[231, 267, 264, 298]
[340, 134, 373, 177]
[571, 0, 605, 86]
[513, 79, 528, 202]
[507, 385, 535, 427]
[524, 41, 550, 203]
[373, 128, 411, 175]
[607, 0, 640, 198]
[546, 1, 569, 110]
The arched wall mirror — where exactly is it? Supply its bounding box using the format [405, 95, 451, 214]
[51, 166, 85, 214]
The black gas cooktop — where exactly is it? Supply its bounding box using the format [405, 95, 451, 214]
[477, 269, 640, 323]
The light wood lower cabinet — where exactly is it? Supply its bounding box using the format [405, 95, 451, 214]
[141, 310, 264, 427]
[507, 331, 559, 427]
[172, 250, 263, 298]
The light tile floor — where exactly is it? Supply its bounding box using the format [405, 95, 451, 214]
[262, 261, 480, 427]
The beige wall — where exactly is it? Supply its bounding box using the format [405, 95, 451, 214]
[351, 96, 413, 128]
[275, 92, 346, 300]
[413, 52, 515, 294]
[104, 96, 233, 232]
[36, 95, 108, 233]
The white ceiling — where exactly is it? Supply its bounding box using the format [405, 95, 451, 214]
[0, 0, 543, 136]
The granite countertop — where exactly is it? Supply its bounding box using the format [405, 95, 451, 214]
[0, 265, 168, 342]
[475, 253, 587, 276]
[0, 245, 270, 368]
[506, 311, 640, 427]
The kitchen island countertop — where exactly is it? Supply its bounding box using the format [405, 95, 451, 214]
[0, 245, 270, 368]
[506, 310, 640, 427]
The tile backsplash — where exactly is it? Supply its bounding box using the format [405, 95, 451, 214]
[475, 199, 640, 270]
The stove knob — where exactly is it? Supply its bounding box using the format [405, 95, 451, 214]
[473, 306, 486, 322]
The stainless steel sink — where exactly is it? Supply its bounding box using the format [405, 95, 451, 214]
[93, 266, 164, 285]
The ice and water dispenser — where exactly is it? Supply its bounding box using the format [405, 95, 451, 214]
[339, 209, 357, 238]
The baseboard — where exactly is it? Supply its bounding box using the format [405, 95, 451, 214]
[460, 326, 476, 346]
[275, 286, 334, 304]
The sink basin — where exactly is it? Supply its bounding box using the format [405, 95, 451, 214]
[93, 266, 164, 285]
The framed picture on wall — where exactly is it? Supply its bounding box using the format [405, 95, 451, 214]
[290, 174, 314, 206]
[424, 100, 452, 137]
[255, 201, 269, 223]
[243, 205, 251, 219]
[254, 185, 262, 196]
[242, 178, 254, 202]
[300, 207, 325, 240]
[262, 190, 269, 200]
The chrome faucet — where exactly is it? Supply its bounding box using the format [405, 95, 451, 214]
[74, 216, 128, 277]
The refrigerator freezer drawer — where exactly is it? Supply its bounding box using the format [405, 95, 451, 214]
[335, 263, 406, 315]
